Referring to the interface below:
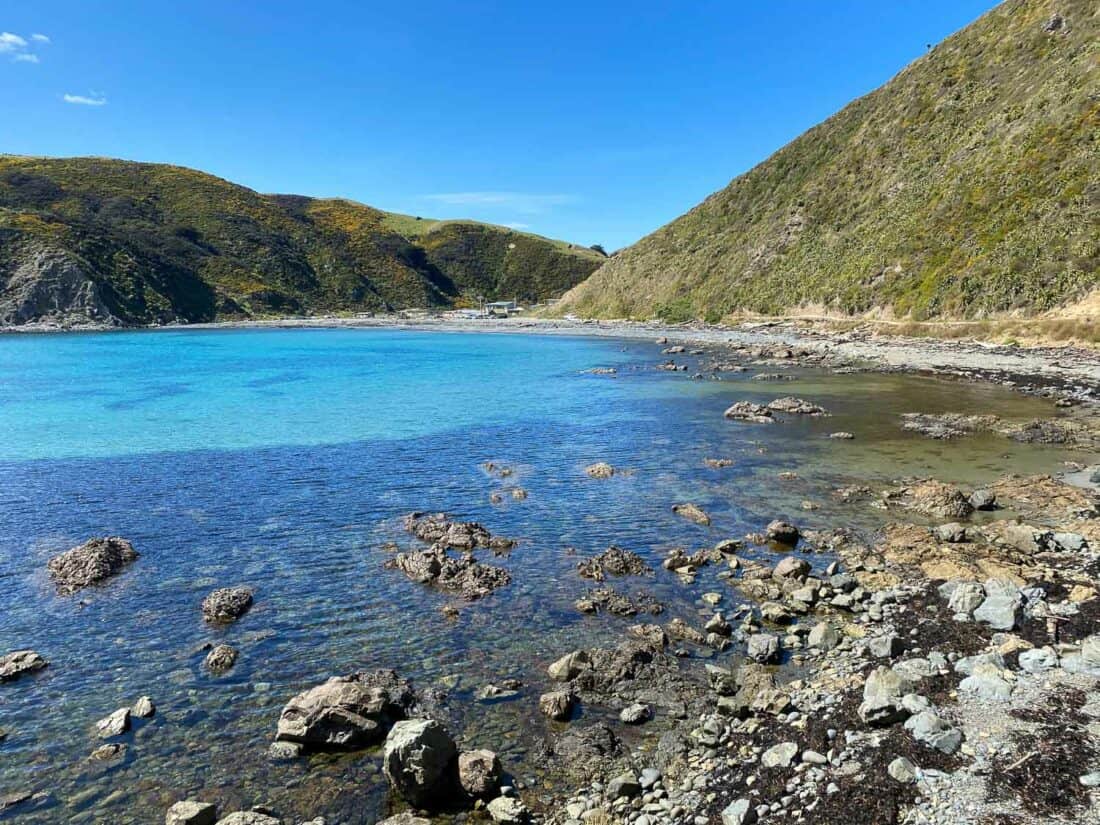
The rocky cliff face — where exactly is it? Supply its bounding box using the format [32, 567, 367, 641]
[0, 242, 119, 327]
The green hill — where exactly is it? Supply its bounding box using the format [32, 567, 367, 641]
[556, 0, 1099, 323]
[0, 156, 602, 326]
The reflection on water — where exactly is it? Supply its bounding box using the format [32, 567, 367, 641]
[0, 328, 1088, 822]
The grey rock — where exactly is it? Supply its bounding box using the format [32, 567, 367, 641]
[0, 650, 48, 683]
[1061, 634, 1100, 675]
[47, 537, 138, 595]
[1080, 772, 1100, 787]
[973, 592, 1021, 630]
[376, 816, 431, 825]
[958, 663, 1013, 701]
[904, 711, 962, 754]
[766, 522, 801, 546]
[275, 670, 416, 751]
[620, 703, 651, 724]
[944, 581, 985, 616]
[458, 749, 502, 799]
[213, 815, 280, 825]
[131, 696, 156, 718]
[721, 799, 757, 825]
[969, 489, 997, 511]
[96, 707, 131, 739]
[888, 757, 918, 783]
[1050, 532, 1087, 552]
[486, 795, 529, 824]
[166, 800, 217, 825]
[807, 623, 840, 651]
[539, 689, 575, 720]
[548, 650, 592, 681]
[746, 633, 780, 664]
[1018, 647, 1058, 674]
[382, 719, 458, 808]
[954, 651, 1005, 675]
[934, 523, 968, 543]
[204, 644, 239, 673]
[202, 586, 254, 623]
[858, 666, 915, 725]
[608, 773, 642, 800]
[868, 634, 904, 659]
[761, 741, 798, 769]
[0, 244, 119, 328]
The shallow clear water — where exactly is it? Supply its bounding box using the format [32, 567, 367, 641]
[0, 328, 1084, 823]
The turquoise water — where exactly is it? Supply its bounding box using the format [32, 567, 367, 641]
[0, 328, 1083, 823]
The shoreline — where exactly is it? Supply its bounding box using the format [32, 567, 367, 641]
[6, 313, 1100, 398]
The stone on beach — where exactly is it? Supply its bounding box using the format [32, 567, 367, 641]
[47, 536, 138, 594]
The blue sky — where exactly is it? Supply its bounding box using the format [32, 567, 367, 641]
[2, 1, 998, 250]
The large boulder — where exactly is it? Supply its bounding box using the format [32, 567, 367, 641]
[201, 587, 254, 623]
[382, 719, 458, 809]
[47, 537, 138, 594]
[0, 650, 48, 682]
[275, 670, 416, 751]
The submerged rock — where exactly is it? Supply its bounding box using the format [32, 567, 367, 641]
[585, 462, 615, 479]
[204, 644, 239, 673]
[201, 587, 254, 623]
[47, 537, 138, 595]
[0, 650, 48, 682]
[275, 669, 419, 751]
[672, 503, 711, 526]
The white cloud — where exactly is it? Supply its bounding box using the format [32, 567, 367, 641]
[63, 92, 108, 106]
[2, 31, 47, 63]
[422, 191, 576, 215]
[0, 32, 28, 52]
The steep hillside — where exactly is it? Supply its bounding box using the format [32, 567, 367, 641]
[557, 0, 1099, 322]
[0, 156, 602, 327]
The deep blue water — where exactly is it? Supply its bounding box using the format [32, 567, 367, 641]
[0, 327, 1077, 823]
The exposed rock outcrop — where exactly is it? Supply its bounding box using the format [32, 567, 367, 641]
[47, 537, 138, 595]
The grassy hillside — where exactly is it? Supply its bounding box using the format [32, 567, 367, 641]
[556, 0, 1099, 322]
[0, 156, 601, 326]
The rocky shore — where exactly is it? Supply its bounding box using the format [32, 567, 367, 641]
[3, 327, 1099, 825]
